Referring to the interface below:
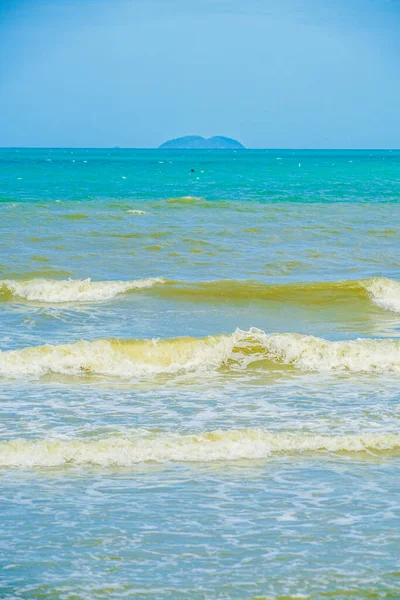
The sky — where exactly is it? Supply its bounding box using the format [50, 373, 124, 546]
[0, 0, 399, 148]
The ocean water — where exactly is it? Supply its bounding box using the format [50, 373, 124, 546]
[1, 148, 400, 599]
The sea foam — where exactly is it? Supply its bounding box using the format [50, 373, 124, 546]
[362, 277, 400, 313]
[0, 277, 164, 303]
[1, 328, 400, 378]
[1, 429, 399, 467]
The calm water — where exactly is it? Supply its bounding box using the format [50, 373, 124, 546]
[1, 148, 400, 599]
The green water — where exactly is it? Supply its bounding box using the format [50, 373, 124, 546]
[0, 148, 400, 599]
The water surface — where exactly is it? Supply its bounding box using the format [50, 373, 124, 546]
[1, 148, 400, 599]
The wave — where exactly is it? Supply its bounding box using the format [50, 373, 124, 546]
[1, 328, 400, 378]
[157, 279, 365, 303]
[0, 277, 164, 303]
[165, 196, 205, 204]
[1, 429, 399, 467]
[362, 277, 400, 313]
[163, 197, 254, 210]
[0, 276, 399, 310]
[156, 277, 400, 313]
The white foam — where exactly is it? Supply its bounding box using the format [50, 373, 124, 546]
[126, 209, 145, 215]
[251, 330, 400, 373]
[0, 277, 164, 303]
[362, 277, 400, 313]
[0, 328, 400, 379]
[1, 429, 399, 467]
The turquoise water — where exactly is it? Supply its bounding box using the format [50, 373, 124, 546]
[1, 149, 400, 599]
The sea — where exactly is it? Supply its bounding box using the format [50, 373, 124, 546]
[0, 148, 400, 599]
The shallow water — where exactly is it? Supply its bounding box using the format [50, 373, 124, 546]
[1, 149, 400, 599]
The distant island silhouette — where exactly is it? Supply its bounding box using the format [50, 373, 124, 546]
[159, 135, 245, 149]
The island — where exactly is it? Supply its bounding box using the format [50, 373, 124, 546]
[159, 135, 245, 149]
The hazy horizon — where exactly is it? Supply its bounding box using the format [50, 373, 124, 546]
[1, 0, 399, 149]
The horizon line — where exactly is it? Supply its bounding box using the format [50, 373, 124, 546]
[0, 146, 399, 151]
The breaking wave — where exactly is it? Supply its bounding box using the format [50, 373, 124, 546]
[0, 276, 398, 310]
[362, 277, 400, 313]
[157, 277, 400, 313]
[1, 429, 399, 467]
[0, 277, 164, 303]
[1, 328, 400, 378]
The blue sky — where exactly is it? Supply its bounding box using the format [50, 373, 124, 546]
[0, 0, 399, 148]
